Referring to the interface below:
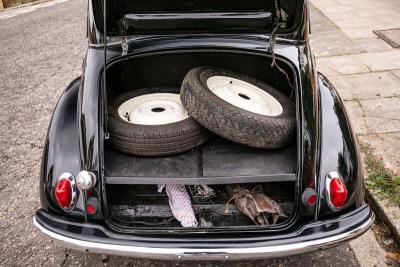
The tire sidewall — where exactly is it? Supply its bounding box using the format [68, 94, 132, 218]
[180, 67, 296, 148]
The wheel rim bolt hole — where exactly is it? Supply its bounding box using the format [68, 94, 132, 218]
[151, 107, 166, 113]
[124, 112, 130, 121]
[238, 93, 251, 100]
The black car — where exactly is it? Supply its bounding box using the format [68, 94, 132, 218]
[33, 0, 374, 260]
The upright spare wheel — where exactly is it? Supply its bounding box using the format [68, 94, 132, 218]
[107, 87, 212, 156]
[181, 67, 296, 149]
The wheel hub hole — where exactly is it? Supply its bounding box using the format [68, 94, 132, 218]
[151, 107, 165, 113]
[238, 93, 250, 100]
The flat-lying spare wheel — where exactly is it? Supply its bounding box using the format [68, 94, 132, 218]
[181, 67, 296, 149]
[107, 87, 212, 156]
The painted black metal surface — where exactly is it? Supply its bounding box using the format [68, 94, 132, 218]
[36, 0, 371, 252]
[316, 74, 364, 218]
[39, 38, 365, 218]
[39, 78, 85, 220]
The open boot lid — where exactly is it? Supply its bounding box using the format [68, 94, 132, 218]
[92, 0, 309, 42]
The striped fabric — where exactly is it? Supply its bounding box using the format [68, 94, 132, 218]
[158, 184, 198, 227]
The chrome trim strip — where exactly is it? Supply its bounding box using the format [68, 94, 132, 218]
[33, 214, 374, 260]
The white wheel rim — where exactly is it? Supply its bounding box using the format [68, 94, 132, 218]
[206, 76, 283, 116]
[118, 93, 189, 125]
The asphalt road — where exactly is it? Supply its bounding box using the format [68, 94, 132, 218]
[0, 0, 361, 266]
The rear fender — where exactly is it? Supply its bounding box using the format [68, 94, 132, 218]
[39, 78, 85, 220]
[316, 73, 364, 217]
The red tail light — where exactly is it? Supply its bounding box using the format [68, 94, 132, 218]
[326, 172, 348, 210]
[55, 173, 76, 210]
[86, 203, 97, 215]
[86, 197, 100, 216]
[302, 188, 317, 207]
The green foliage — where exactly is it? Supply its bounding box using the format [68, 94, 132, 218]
[364, 152, 400, 206]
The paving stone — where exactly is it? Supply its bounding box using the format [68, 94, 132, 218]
[309, 4, 340, 32]
[342, 27, 377, 39]
[321, 10, 357, 21]
[359, 132, 400, 175]
[323, 4, 354, 14]
[328, 72, 400, 100]
[343, 101, 368, 135]
[312, 0, 400, 39]
[316, 54, 370, 76]
[353, 37, 394, 53]
[359, 97, 400, 134]
[376, 16, 400, 29]
[349, 230, 388, 267]
[333, 18, 380, 30]
[353, 8, 398, 19]
[310, 5, 364, 58]
[359, 50, 400, 71]
[311, 33, 363, 58]
[310, 0, 340, 9]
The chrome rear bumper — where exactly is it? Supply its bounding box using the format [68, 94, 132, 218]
[33, 205, 373, 260]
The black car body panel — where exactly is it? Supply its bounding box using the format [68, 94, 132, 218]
[34, 0, 373, 259]
[316, 74, 365, 217]
[39, 78, 84, 219]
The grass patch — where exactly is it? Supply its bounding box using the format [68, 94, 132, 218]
[364, 150, 400, 206]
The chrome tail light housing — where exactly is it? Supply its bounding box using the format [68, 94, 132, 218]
[325, 171, 348, 211]
[55, 172, 77, 211]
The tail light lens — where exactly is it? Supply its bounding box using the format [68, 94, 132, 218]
[326, 172, 348, 211]
[302, 188, 317, 207]
[86, 197, 100, 216]
[86, 203, 97, 215]
[76, 171, 97, 190]
[55, 173, 77, 210]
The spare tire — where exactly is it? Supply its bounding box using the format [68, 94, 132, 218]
[108, 87, 212, 156]
[180, 67, 296, 149]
